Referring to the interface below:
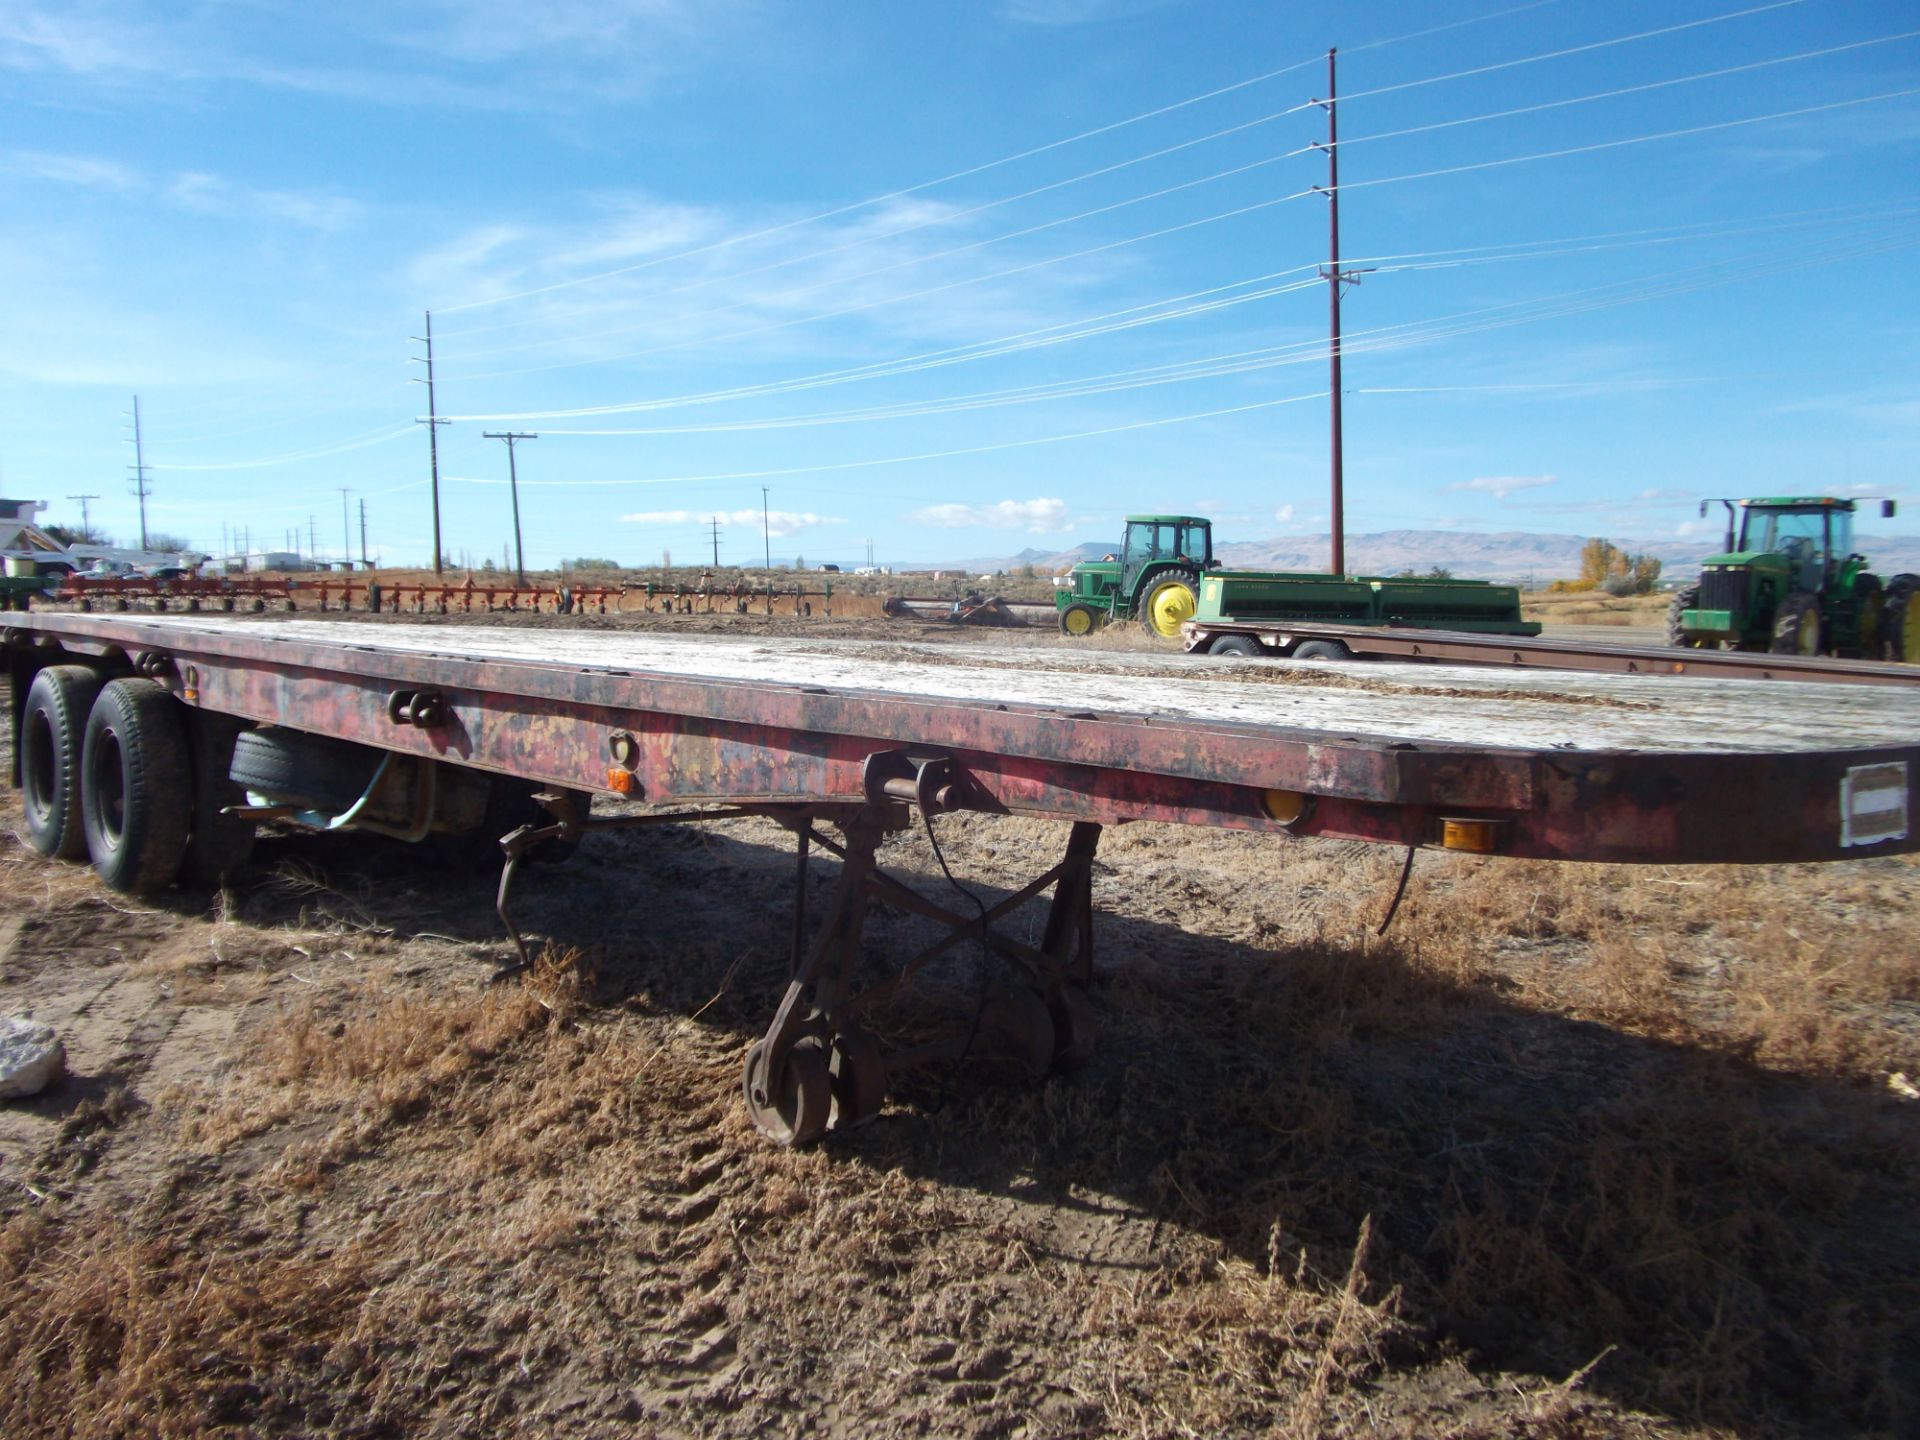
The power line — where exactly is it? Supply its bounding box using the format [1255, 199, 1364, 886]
[430, 1, 1560, 321]
[1330, 85, 1920, 199]
[439, 215, 1920, 460]
[1332, 0, 1807, 108]
[437, 200, 1920, 430]
[148, 424, 413, 472]
[443, 9, 1876, 372]
[443, 388, 1330, 491]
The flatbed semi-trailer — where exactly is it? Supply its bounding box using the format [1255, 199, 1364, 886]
[7, 613, 1917, 1142]
[1182, 615, 1920, 687]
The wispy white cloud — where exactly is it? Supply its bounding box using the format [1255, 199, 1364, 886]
[619, 507, 844, 537]
[1001, 0, 1173, 26]
[1449, 474, 1558, 501]
[1273, 503, 1294, 524]
[5, 147, 361, 231]
[0, 0, 751, 110]
[5, 149, 140, 190]
[0, 2, 164, 76]
[910, 498, 1070, 531]
[166, 172, 363, 232]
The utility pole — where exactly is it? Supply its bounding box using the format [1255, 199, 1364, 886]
[359, 499, 369, 567]
[126, 396, 151, 549]
[482, 430, 537, 586]
[761, 486, 772, 571]
[1312, 50, 1370, 579]
[308, 516, 318, 566]
[411, 311, 449, 574]
[66, 493, 99, 542]
[338, 488, 352, 567]
[709, 517, 722, 568]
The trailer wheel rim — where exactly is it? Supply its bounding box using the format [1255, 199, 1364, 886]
[88, 727, 128, 847]
[22, 710, 58, 828]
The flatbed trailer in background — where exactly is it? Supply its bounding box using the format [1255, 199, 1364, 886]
[7, 613, 1917, 1143]
[1183, 615, 1920, 687]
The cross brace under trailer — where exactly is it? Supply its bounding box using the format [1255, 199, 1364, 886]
[6, 613, 1917, 1144]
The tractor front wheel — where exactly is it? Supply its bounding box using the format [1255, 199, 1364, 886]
[1059, 602, 1100, 637]
[1665, 584, 1709, 648]
[1769, 591, 1823, 657]
[1140, 570, 1199, 640]
[1885, 575, 1920, 663]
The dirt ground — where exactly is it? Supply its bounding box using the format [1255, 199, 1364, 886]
[2, 610, 1917, 1439]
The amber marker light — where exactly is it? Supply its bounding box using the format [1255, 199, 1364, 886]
[1263, 790, 1313, 828]
[1440, 818, 1503, 853]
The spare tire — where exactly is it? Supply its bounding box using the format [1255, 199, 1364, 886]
[229, 728, 383, 812]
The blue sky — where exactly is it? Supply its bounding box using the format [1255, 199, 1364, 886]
[3, 0, 1918, 569]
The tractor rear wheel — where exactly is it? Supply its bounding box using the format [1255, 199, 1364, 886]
[1851, 573, 1885, 658]
[1885, 575, 1920, 663]
[1769, 591, 1823, 657]
[1058, 602, 1099, 637]
[1140, 570, 1199, 640]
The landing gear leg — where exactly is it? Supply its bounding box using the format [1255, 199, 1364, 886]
[741, 810, 1104, 1144]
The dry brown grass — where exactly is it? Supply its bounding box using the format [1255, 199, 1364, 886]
[1, 736, 1916, 1435]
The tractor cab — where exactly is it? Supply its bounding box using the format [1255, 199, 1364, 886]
[1117, 515, 1213, 600]
[1729, 500, 1853, 591]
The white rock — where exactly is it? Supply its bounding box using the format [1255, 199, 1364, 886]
[0, 1017, 65, 1100]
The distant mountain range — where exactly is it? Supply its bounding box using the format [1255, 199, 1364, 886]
[925, 528, 1920, 583]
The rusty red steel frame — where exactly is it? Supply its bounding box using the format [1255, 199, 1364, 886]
[7, 611, 1916, 868]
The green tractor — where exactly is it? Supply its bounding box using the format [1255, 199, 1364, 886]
[1055, 515, 1214, 639]
[1667, 496, 1915, 660]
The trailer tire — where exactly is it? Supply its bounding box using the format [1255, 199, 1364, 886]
[81, 678, 193, 896]
[1291, 640, 1352, 661]
[1207, 634, 1262, 657]
[1059, 603, 1100, 637]
[20, 665, 104, 860]
[181, 714, 256, 887]
[229, 728, 383, 813]
[1769, 591, 1822, 656]
[1884, 575, 1920, 663]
